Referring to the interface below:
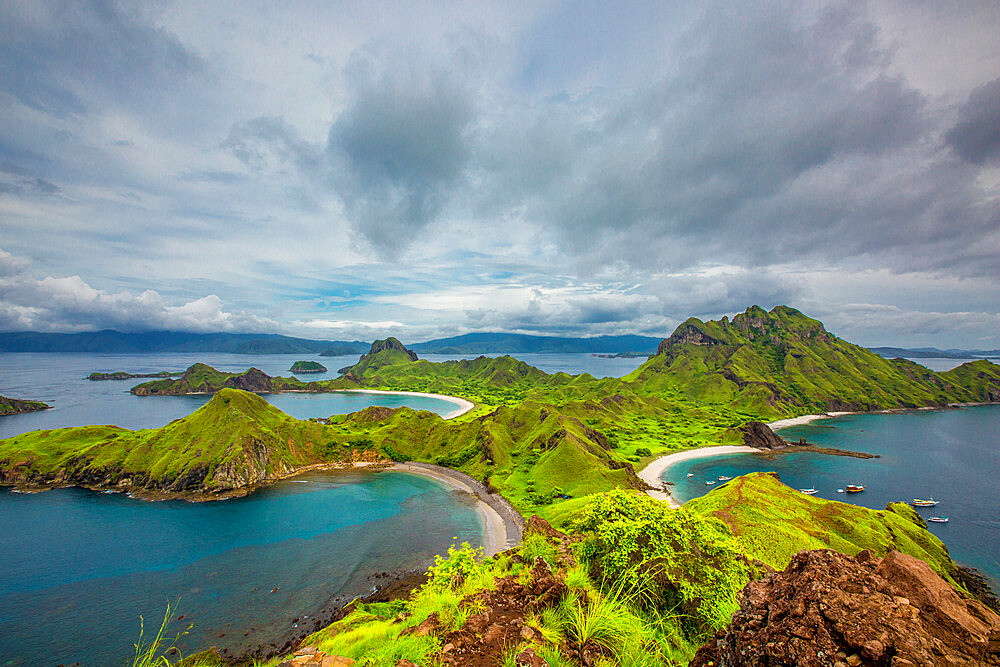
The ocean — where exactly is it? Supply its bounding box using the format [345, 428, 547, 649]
[663, 404, 1000, 589]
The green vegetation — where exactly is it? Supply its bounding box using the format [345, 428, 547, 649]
[289, 360, 327, 373]
[683, 472, 961, 585]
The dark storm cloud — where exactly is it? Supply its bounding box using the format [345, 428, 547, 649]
[526, 5, 946, 271]
[946, 78, 1000, 165]
[328, 54, 474, 254]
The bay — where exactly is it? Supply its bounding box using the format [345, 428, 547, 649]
[663, 405, 1000, 589]
[0, 470, 482, 666]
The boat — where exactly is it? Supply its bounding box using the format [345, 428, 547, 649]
[928, 517, 949, 523]
[845, 483, 865, 493]
[911, 498, 939, 507]
[836, 488, 844, 493]
[718, 475, 732, 481]
[705, 480, 716, 486]
[686, 473, 694, 477]
[799, 488, 818, 495]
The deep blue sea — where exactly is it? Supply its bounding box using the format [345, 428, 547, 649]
[0, 351, 645, 665]
[664, 404, 1000, 589]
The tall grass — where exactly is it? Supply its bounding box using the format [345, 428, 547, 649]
[131, 601, 190, 667]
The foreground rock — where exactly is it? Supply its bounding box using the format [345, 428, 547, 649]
[691, 548, 1000, 666]
[0, 394, 49, 416]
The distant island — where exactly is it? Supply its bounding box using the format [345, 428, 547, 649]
[0, 394, 50, 416]
[289, 360, 327, 373]
[86, 370, 182, 381]
[592, 352, 646, 358]
[870, 346, 1000, 360]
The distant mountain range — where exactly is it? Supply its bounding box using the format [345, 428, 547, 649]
[0, 329, 662, 355]
[870, 346, 1000, 360]
[4, 329, 996, 359]
[409, 332, 661, 355]
[0, 330, 368, 355]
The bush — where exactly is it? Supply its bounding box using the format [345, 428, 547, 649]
[635, 447, 652, 457]
[575, 489, 758, 636]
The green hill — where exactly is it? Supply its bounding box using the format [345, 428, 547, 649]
[0, 389, 369, 495]
[684, 472, 959, 584]
[626, 305, 1000, 418]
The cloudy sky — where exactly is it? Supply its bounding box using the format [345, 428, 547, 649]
[1, 0, 998, 348]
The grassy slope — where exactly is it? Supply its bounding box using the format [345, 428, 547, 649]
[625, 305, 997, 419]
[683, 472, 959, 585]
[0, 389, 379, 491]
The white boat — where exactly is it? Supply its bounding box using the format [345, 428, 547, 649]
[705, 480, 716, 486]
[928, 516, 949, 523]
[799, 488, 818, 495]
[686, 473, 694, 477]
[911, 498, 939, 507]
[836, 488, 845, 493]
[718, 475, 732, 481]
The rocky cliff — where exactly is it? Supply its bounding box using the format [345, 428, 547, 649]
[691, 548, 1000, 666]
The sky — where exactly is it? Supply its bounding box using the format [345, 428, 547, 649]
[0, 0, 998, 349]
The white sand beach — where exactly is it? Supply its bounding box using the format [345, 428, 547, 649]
[638, 445, 758, 508]
[766, 413, 832, 429]
[340, 389, 475, 419]
[390, 462, 520, 557]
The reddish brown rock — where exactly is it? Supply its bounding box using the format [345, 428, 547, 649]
[691, 549, 1000, 667]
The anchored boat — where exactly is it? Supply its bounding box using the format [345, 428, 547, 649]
[928, 516, 949, 523]
[845, 483, 865, 493]
[799, 488, 818, 495]
[911, 498, 939, 507]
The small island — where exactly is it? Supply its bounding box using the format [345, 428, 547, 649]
[0, 394, 50, 416]
[289, 360, 327, 374]
[87, 370, 182, 381]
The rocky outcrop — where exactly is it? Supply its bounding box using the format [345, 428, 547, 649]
[691, 548, 1000, 667]
[87, 370, 180, 381]
[431, 556, 568, 667]
[738, 421, 787, 449]
[223, 367, 272, 392]
[656, 321, 723, 355]
[0, 394, 50, 415]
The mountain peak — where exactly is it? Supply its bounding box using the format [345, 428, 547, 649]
[367, 337, 419, 360]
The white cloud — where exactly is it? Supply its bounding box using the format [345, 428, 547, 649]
[0, 249, 277, 333]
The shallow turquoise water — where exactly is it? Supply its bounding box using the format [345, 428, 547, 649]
[0, 470, 482, 666]
[663, 405, 1000, 588]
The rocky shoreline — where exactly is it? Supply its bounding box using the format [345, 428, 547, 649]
[0, 394, 50, 416]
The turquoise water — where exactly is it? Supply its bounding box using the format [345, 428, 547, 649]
[663, 405, 1000, 588]
[0, 470, 481, 666]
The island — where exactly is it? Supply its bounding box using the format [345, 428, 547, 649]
[0, 394, 50, 416]
[86, 370, 182, 381]
[4, 305, 1000, 665]
[289, 360, 327, 373]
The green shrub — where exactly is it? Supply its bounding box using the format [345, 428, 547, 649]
[635, 447, 652, 457]
[575, 489, 758, 636]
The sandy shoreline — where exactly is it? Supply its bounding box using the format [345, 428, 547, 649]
[339, 389, 475, 419]
[638, 445, 758, 508]
[387, 462, 523, 557]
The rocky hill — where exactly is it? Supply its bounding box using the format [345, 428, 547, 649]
[691, 548, 1000, 666]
